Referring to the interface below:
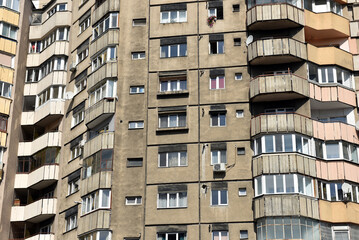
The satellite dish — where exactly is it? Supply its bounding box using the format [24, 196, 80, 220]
[356, 121, 359, 131]
[64, 91, 74, 100]
[246, 35, 253, 46]
[342, 183, 351, 193]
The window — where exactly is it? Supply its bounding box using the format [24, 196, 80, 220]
[77, 48, 89, 64]
[130, 86, 144, 94]
[79, 231, 112, 240]
[240, 230, 248, 239]
[92, 47, 116, 71]
[236, 110, 244, 118]
[125, 196, 142, 205]
[93, 13, 118, 40]
[127, 158, 143, 167]
[0, 22, 17, 40]
[158, 192, 187, 208]
[65, 213, 77, 232]
[83, 149, 113, 179]
[160, 10, 187, 23]
[37, 85, 65, 108]
[159, 151, 187, 167]
[75, 77, 87, 94]
[40, 224, 52, 234]
[235, 73, 242, 80]
[237, 147, 245, 155]
[212, 231, 228, 240]
[318, 181, 359, 202]
[0, 115, 7, 132]
[210, 75, 225, 89]
[307, 63, 352, 88]
[129, 121, 144, 129]
[0, 0, 20, 11]
[239, 188, 247, 196]
[81, 189, 111, 214]
[68, 178, 79, 195]
[210, 112, 226, 127]
[72, 108, 84, 127]
[209, 40, 224, 54]
[233, 4, 240, 12]
[26, 56, 68, 82]
[131, 52, 145, 60]
[29, 41, 41, 53]
[70, 144, 83, 160]
[160, 44, 187, 58]
[313, 140, 359, 163]
[160, 76, 187, 92]
[79, 16, 91, 34]
[304, 0, 342, 15]
[48, 4, 67, 18]
[0, 81, 11, 98]
[208, 4, 223, 19]
[234, 38, 241, 46]
[157, 233, 187, 240]
[211, 149, 226, 164]
[211, 189, 228, 205]
[132, 18, 146, 26]
[89, 80, 116, 106]
[159, 113, 186, 128]
[28, 28, 69, 53]
[332, 227, 349, 240]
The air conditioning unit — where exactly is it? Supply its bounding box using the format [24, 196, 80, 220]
[69, 62, 77, 72]
[213, 163, 226, 172]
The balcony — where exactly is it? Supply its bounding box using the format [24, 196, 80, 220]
[0, 7, 20, 27]
[0, 131, 6, 147]
[250, 73, 309, 101]
[353, 55, 359, 71]
[254, 195, 319, 219]
[0, 37, 16, 55]
[316, 160, 359, 182]
[247, 3, 304, 30]
[26, 42, 69, 68]
[90, 29, 119, 56]
[312, 121, 359, 144]
[77, 210, 111, 235]
[253, 153, 316, 177]
[248, 38, 307, 65]
[92, 0, 120, 24]
[18, 132, 62, 157]
[87, 62, 117, 91]
[307, 44, 353, 71]
[350, 21, 359, 37]
[309, 82, 356, 107]
[83, 132, 114, 159]
[319, 201, 359, 224]
[80, 171, 112, 196]
[10, 198, 57, 223]
[0, 96, 11, 115]
[24, 71, 67, 96]
[14, 165, 59, 190]
[85, 98, 116, 128]
[0, 65, 14, 84]
[21, 100, 65, 126]
[251, 113, 313, 137]
[29, 11, 71, 40]
[305, 10, 349, 41]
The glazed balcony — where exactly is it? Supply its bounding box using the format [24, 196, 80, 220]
[87, 62, 117, 91]
[309, 82, 356, 107]
[17, 132, 62, 157]
[253, 153, 317, 177]
[248, 38, 307, 65]
[307, 44, 353, 71]
[24, 71, 67, 96]
[21, 100, 65, 126]
[80, 171, 112, 196]
[0, 131, 6, 147]
[305, 10, 349, 41]
[10, 198, 57, 223]
[26, 41, 69, 68]
[254, 195, 319, 219]
[319, 201, 359, 225]
[0, 96, 11, 115]
[0, 7, 19, 27]
[247, 3, 304, 30]
[14, 165, 59, 190]
[250, 73, 309, 102]
[83, 132, 114, 159]
[84, 98, 116, 128]
[93, 0, 120, 24]
[90, 29, 119, 56]
[77, 210, 111, 235]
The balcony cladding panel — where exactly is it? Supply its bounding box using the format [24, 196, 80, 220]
[14, 165, 59, 190]
[350, 21, 359, 37]
[21, 101, 65, 126]
[250, 73, 309, 101]
[0, 131, 6, 147]
[92, 0, 120, 24]
[0, 96, 11, 115]
[307, 44, 353, 70]
[319, 201, 359, 224]
[248, 38, 307, 65]
[353, 55, 359, 71]
[87, 62, 117, 91]
[77, 210, 111, 236]
[316, 160, 359, 182]
[304, 10, 349, 41]
[0, 7, 19, 26]
[90, 30, 119, 56]
[29, 11, 71, 40]
[309, 82, 356, 107]
[17, 132, 62, 157]
[312, 121, 359, 144]
[10, 198, 57, 222]
[254, 195, 319, 220]
[247, 4, 304, 30]
[250, 113, 313, 137]
[80, 171, 112, 197]
[253, 153, 317, 178]
[83, 132, 114, 159]
[26, 42, 69, 68]
[85, 98, 116, 128]
[0, 37, 16, 55]
[0, 66, 14, 84]
[25, 234, 55, 240]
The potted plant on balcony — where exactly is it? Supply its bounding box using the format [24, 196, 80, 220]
[207, 16, 217, 27]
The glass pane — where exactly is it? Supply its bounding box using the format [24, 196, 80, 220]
[351, 145, 358, 163]
[284, 134, 293, 152]
[275, 225, 284, 239]
[169, 193, 177, 207]
[169, 115, 177, 127]
[305, 177, 313, 196]
[180, 152, 187, 166]
[210, 78, 217, 89]
[220, 150, 226, 163]
[101, 190, 110, 207]
[219, 114, 226, 126]
[180, 44, 187, 56]
[296, 135, 302, 153]
[159, 153, 166, 167]
[220, 190, 227, 204]
[170, 11, 177, 22]
[286, 175, 295, 192]
[168, 152, 178, 167]
[171, 81, 177, 91]
[158, 193, 167, 208]
[265, 136, 274, 153]
[178, 192, 187, 207]
[161, 12, 169, 22]
[298, 175, 304, 193]
[160, 81, 168, 92]
[179, 11, 186, 21]
[256, 177, 262, 195]
[178, 114, 186, 127]
[266, 175, 275, 193]
[328, 67, 334, 82]
[218, 41, 224, 54]
[334, 232, 349, 240]
[218, 76, 225, 89]
[212, 190, 218, 205]
[170, 45, 177, 57]
[161, 46, 168, 58]
[326, 143, 340, 159]
[343, 142, 349, 160]
[276, 175, 284, 193]
[330, 183, 336, 201]
[211, 115, 218, 126]
[212, 151, 218, 164]
[275, 135, 283, 152]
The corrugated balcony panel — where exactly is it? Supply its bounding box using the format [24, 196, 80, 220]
[14, 165, 59, 190]
[0, 37, 16, 55]
[83, 132, 114, 159]
[253, 153, 317, 178]
[17, 132, 62, 157]
[254, 195, 319, 219]
[21, 100, 65, 126]
[309, 82, 356, 107]
[0, 7, 19, 26]
[25, 234, 55, 240]
[0, 96, 11, 115]
[90, 30, 119, 56]
[87, 62, 117, 91]
[350, 21, 359, 37]
[312, 121, 359, 144]
[0, 131, 7, 147]
[26, 42, 69, 67]
[248, 38, 307, 65]
[353, 55, 359, 71]
[250, 73, 309, 101]
[319, 201, 359, 225]
[316, 160, 359, 182]
[250, 113, 313, 137]
[77, 210, 111, 236]
[0, 65, 14, 84]
[10, 198, 57, 223]
[92, 0, 120, 24]
[29, 11, 71, 40]
[80, 171, 112, 197]
[247, 4, 304, 30]
[84, 98, 116, 128]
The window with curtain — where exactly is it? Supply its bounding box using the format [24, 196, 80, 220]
[158, 151, 187, 167]
[157, 192, 187, 208]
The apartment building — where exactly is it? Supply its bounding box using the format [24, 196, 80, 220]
[0, 0, 359, 239]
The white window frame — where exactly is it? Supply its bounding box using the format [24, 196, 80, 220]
[80, 231, 112, 240]
[210, 75, 225, 89]
[128, 121, 144, 129]
[79, 17, 91, 35]
[70, 144, 83, 160]
[160, 79, 187, 92]
[157, 232, 187, 240]
[209, 40, 224, 54]
[65, 213, 77, 232]
[92, 13, 118, 40]
[210, 112, 226, 127]
[211, 149, 227, 164]
[130, 86, 144, 94]
[240, 230, 248, 239]
[238, 188, 247, 196]
[208, 8, 217, 17]
[125, 196, 142, 205]
[81, 189, 111, 215]
[77, 48, 89, 64]
[72, 109, 85, 127]
[158, 113, 186, 128]
[160, 44, 187, 58]
[67, 177, 79, 195]
[1, 0, 20, 11]
[36, 85, 65, 108]
[91, 47, 116, 71]
[75, 78, 87, 94]
[88, 80, 117, 106]
[332, 226, 350, 240]
[0, 81, 12, 98]
[235, 73, 242, 80]
[157, 192, 187, 208]
[0, 22, 17, 40]
[160, 10, 187, 23]
[158, 151, 188, 167]
[131, 52, 145, 60]
[211, 189, 228, 206]
[48, 3, 67, 18]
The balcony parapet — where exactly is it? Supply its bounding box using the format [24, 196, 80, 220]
[0, 131, 6, 147]
[21, 100, 65, 126]
[316, 159, 359, 182]
[77, 210, 111, 236]
[80, 171, 112, 197]
[0, 65, 14, 84]
[83, 132, 114, 159]
[18, 132, 62, 157]
[309, 82, 356, 107]
[92, 0, 120, 24]
[90, 29, 119, 56]
[25, 234, 55, 240]
[10, 198, 57, 223]
[14, 165, 59, 189]
[84, 98, 115, 128]
[26, 41, 69, 68]
[319, 200, 359, 224]
[87, 62, 117, 91]
[0, 96, 11, 115]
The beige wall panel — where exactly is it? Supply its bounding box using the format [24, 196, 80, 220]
[0, 66, 14, 84]
[0, 8, 19, 26]
[0, 97, 11, 115]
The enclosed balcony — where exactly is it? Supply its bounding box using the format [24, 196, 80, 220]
[17, 132, 62, 157]
[247, 3, 304, 30]
[87, 62, 117, 91]
[14, 165, 59, 190]
[0, 7, 20, 27]
[90, 30, 119, 56]
[83, 132, 114, 159]
[248, 38, 307, 65]
[0, 37, 16, 55]
[10, 198, 57, 223]
[92, 0, 120, 24]
[85, 98, 116, 128]
[77, 210, 111, 235]
[250, 73, 309, 101]
[25, 233, 55, 240]
[80, 171, 112, 196]
[319, 201, 359, 225]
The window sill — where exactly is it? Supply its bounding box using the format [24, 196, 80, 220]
[157, 90, 189, 98]
[70, 120, 84, 130]
[160, 55, 187, 59]
[156, 127, 188, 135]
[160, 21, 188, 24]
[157, 206, 187, 210]
[66, 190, 79, 198]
